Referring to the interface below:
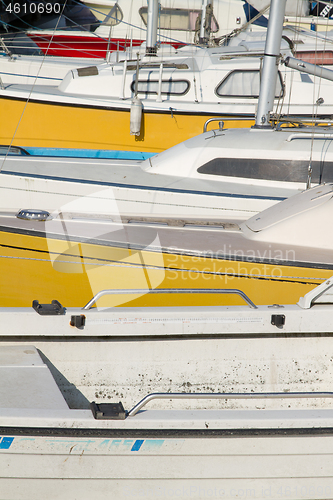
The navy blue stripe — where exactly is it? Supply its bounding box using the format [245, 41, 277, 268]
[0, 170, 285, 201]
[3, 72, 60, 82]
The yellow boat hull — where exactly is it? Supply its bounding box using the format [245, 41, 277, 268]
[0, 96, 253, 152]
[0, 229, 331, 308]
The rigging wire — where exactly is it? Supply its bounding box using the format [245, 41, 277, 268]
[0, 0, 69, 173]
[307, 0, 333, 188]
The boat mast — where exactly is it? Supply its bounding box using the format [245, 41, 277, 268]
[255, 0, 287, 128]
[146, 0, 159, 55]
[199, 0, 212, 45]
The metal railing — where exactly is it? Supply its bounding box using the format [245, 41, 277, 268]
[203, 117, 254, 132]
[83, 288, 257, 310]
[127, 391, 333, 416]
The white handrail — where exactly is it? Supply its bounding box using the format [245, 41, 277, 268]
[127, 391, 333, 416]
[83, 288, 257, 310]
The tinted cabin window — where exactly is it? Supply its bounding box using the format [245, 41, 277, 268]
[197, 158, 333, 184]
[130, 79, 190, 96]
[216, 70, 284, 98]
[139, 7, 219, 32]
[103, 4, 123, 26]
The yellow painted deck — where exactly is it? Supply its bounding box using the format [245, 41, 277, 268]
[0, 229, 330, 308]
[0, 97, 254, 152]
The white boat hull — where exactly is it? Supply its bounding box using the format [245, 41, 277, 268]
[0, 281, 333, 409]
[1, 281, 333, 496]
[2, 426, 333, 500]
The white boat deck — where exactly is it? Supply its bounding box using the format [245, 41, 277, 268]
[0, 345, 68, 410]
[0, 153, 293, 199]
[2, 345, 333, 432]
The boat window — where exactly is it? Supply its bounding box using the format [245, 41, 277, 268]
[295, 51, 333, 65]
[102, 3, 123, 26]
[126, 63, 189, 70]
[197, 158, 333, 184]
[0, 145, 29, 156]
[139, 7, 219, 32]
[215, 70, 284, 98]
[130, 79, 190, 96]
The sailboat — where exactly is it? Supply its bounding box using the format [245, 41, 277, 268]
[1, 119, 333, 218]
[2, 7, 333, 213]
[3, 2, 333, 494]
[23, 1, 333, 58]
[1, 0, 333, 153]
[0, 181, 332, 308]
[0, 0, 333, 311]
[2, 232, 333, 496]
[25, 0, 249, 57]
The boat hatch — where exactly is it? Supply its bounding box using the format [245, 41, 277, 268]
[245, 184, 333, 232]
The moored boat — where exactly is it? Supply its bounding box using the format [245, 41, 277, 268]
[2, 22, 333, 152]
[2, 276, 333, 497]
[0, 182, 332, 308]
[2, 353, 333, 500]
[0, 123, 332, 218]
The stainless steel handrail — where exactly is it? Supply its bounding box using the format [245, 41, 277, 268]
[82, 288, 257, 310]
[203, 118, 224, 132]
[127, 391, 333, 417]
[203, 117, 254, 132]
[287, 133, 333, 141]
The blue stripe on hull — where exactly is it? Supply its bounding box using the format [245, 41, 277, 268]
[24, 148, 155, 160]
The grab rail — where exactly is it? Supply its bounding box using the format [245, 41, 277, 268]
[127, 391, 333, 416]
[203, 117, 254, 132]
[287, 133, 333, 141]
[82, 288, 257, 310]
[203, 118, 224, 132]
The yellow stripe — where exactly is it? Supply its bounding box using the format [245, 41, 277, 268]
[0, 97, 253, 152]
[0, 230, 331, 308]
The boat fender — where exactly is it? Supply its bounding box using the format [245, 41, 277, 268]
[130, 95, 143, 136]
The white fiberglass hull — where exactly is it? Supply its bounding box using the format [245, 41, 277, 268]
[0, 164, 289, 219]
[1, 273, 333, 409]
[2, 338, 333, 499]
[0, 54, 105, 86]
[1, 125, 332, 219]
[2, 419, 333, 500]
